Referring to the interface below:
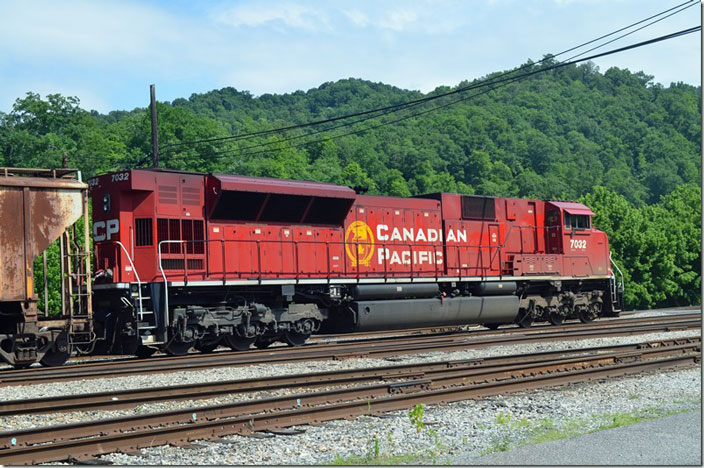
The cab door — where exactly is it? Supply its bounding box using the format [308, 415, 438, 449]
[488, 224, 501, 274]
[545, 207, 562, 254]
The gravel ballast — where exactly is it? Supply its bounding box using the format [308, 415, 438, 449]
[0, 313, 699, 465]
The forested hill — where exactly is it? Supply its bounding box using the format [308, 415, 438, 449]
[167, 62, 701, 207]
[0, 60, 701, 309]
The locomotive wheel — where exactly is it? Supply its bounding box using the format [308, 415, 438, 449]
[548, 313, 565, 326]
[135, 345, 157, 358]
[223, 335, 256, 351]
[283, 331, 310, 347]
[195, 338, 221, 353]
[578, 308, 598, 323]
[516, 311, 534, 328]
[165, 340, 193, 356]
[254, 338, 276, 349]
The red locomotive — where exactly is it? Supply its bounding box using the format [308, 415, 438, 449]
[88, 168, 624, 357]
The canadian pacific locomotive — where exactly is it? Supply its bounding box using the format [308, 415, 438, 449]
[87, 168, 624, 358]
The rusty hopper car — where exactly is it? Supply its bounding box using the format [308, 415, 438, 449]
[89, 168, 624, 357]
[0, 168, 93, 368]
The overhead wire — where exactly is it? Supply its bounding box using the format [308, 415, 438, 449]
[188, 24, 700, 161]
[157, 0, 697, 156]
[185, 0, 700, 160]
[229, 25, 700, 160]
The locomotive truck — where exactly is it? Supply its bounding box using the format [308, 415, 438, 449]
[86, 168, 624, 358]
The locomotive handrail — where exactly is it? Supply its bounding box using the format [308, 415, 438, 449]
[152, 222, 583, 286]
[158, 240, 185, 324]
[113, 241, 144, 316]
[609, 251, 625, 292]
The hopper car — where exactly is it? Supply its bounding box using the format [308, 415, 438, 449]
[0, 168, 92, 368]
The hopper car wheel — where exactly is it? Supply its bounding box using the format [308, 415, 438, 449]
[195, 338, 221, 353]
[40, 332, 71, 367]
[40, 347, 70, 367]
[13, 362, 34, 370]
[284, 331, 310, 347]
[165, 340, 193, 356]
[224, 335, 256, 351]
[135, 345, 157, 358]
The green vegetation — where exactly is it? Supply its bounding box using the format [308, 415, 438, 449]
[409, 404, 426, 432]
[482, 406, 698, 456]
[0, 60, 700, 310]
[331, 404, 450, 465]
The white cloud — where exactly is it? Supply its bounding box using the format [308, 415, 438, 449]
[341, 2, 471, 35]
[212, 3, 330, 32]
[377, 9, 419, 32]
[0, 0, 698, 114]
[0, 0, 214, 69]
[344, 9, 370, 27]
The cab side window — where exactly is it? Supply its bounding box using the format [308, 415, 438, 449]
[564, 213, 591, 230]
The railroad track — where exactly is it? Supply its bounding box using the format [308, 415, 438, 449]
[0, 338, 697, 416]
[0, 313, 699, 386]
[0, 337, 699, 465]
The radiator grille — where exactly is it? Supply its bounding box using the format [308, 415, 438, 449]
[135, 218, 153, 246]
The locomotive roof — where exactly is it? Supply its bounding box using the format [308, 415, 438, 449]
[210, 173, 356, 198]
[549, 201, 595, 216]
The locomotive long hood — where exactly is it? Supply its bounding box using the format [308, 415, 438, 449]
[205, 174, 357, 222]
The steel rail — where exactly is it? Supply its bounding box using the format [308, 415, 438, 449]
[0, 317, 699, 386]
[312, 312, 701, 341]
[2, 337, 698, 416]
[1, 341, 699, 450]
[0, 342, 698, 465]
[7, 312, 698, 370]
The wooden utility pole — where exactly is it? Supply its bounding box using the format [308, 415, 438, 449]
[150, 84, 159, 167]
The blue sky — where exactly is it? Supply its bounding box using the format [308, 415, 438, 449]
[0, 0, 700, 114]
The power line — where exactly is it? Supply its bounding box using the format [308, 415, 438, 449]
[158, 0, 697, 154]
[194, 25, 701, 161]
[180, 0, 699, 160]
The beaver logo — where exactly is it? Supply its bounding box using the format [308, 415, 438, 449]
[345, 221, 375, 267]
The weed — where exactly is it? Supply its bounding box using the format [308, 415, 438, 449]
[408, 404, 426, 432]
[370, 436, 380, 459]
[515, 417, 531, 428]
[496, 411, 511, 424]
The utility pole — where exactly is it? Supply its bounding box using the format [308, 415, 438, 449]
[150, 84, 159, 168]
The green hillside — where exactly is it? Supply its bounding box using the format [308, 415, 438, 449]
[0, 60, 700, 309]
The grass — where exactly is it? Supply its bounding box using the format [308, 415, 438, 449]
[481, 405, 699, 456]
[328, 399, 701, 465]
[331, 452, 428, 465]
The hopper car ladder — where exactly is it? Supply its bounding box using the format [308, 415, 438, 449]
[60, 217, 94, 348]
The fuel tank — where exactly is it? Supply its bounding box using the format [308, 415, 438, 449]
[350, 295, 519, 332]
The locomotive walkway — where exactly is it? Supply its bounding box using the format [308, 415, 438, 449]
[0, 313, 699, 386]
